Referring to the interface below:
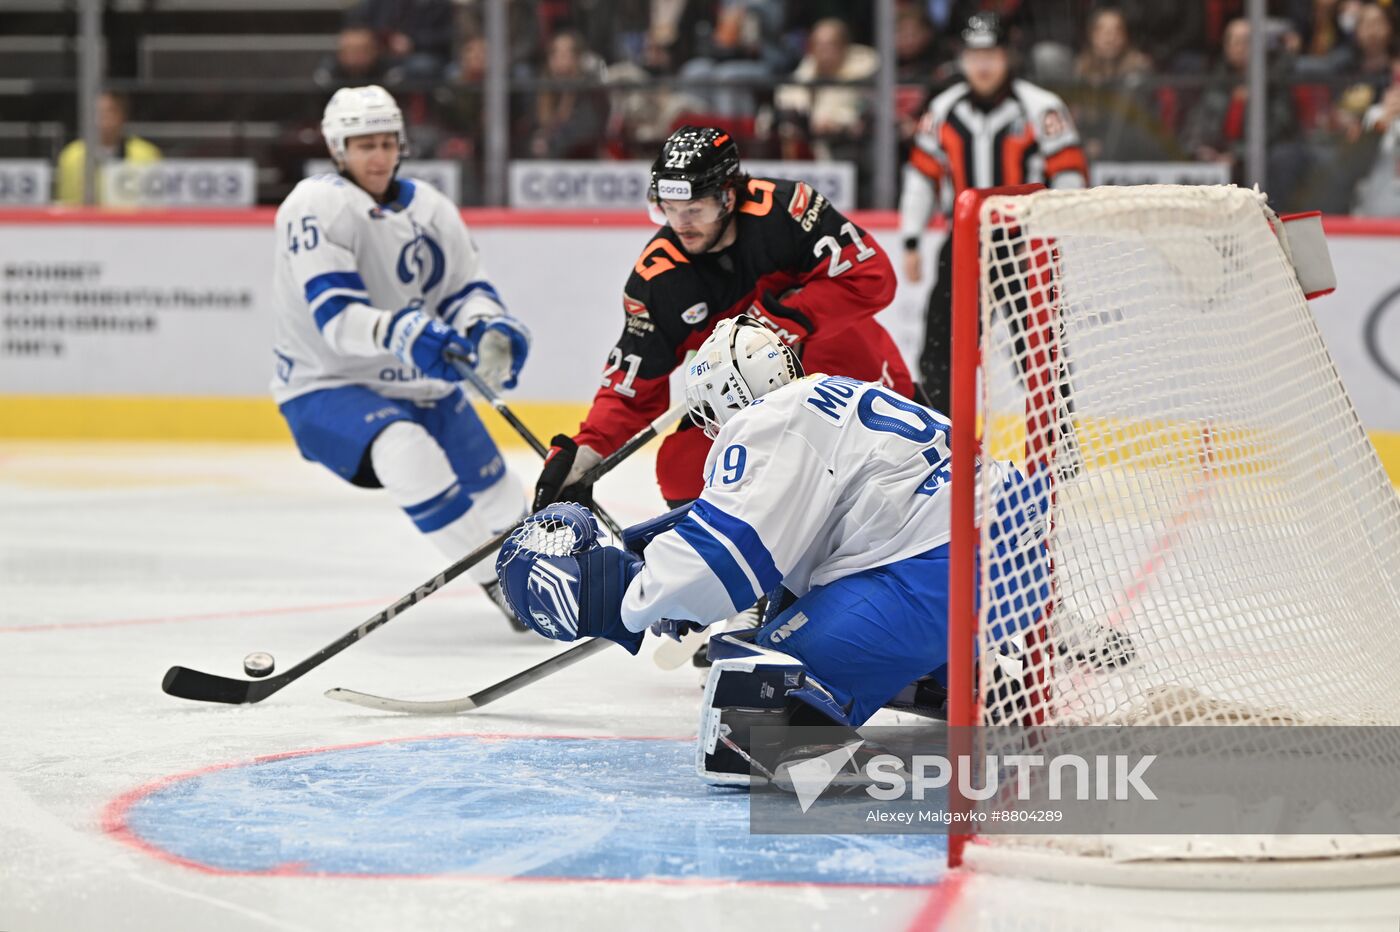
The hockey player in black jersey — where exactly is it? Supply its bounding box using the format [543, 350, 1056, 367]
[535, 125, 915, 510]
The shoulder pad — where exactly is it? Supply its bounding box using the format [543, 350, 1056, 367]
[928, 82, 969, 121]
[1012, 80, 1078, 146]
[281, 174, 352, 217]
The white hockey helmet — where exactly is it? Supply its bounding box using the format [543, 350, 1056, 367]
[321, 85, 407, 164]
[684, 315, 803, 439]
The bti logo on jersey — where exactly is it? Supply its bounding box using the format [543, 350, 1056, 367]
[396, 230, 445, 292]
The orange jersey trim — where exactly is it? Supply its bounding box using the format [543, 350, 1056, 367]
[1043, 146, 1089, 181]
[740, 178, 775, 216]
[910, 147, 944, 182]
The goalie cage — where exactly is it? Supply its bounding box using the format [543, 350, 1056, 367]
[945, 184, 1400, 888]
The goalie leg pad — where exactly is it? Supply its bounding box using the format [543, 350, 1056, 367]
[697, 637, 851, 786]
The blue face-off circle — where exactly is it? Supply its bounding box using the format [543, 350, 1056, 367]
[114, 735, 946, 885]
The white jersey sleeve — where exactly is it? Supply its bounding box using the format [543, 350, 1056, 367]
[619, 404, 840, 633]
[420, 193, 508, 335]
[899, 82, 963, 241]
[275, 181, 394, 357]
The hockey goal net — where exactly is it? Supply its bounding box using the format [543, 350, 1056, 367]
[946, 184, 1400, 887]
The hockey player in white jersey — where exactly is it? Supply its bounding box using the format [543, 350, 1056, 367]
[272, 85, 531, 627]
[495, 316, 1050, 774]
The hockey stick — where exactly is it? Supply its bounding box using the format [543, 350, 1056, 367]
[449, 357, 623, 539]
[324, 636, 614, 714]
[160, 400, 687, 705]
[330, 503, 699, 713]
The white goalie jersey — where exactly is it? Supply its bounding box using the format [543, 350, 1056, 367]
[271, 174, 508, 404]
[621, 374, 1006, 632]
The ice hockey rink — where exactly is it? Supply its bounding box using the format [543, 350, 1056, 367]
[3, 439, 1400, 932]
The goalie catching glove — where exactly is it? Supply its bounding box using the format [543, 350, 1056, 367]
[495, 503, 645, 654]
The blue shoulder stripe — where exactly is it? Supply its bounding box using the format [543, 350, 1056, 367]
[692, 500, 782, 593]
[313, 294, 371, 331]
[673, 516, 757, 613]
[438, 280, 504, 322]
[304, 271, 367, 303]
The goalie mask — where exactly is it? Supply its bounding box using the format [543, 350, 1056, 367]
[684, 315, 803, 439]
[321, 85, 408, 165]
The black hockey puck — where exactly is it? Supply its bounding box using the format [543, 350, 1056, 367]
[243, 651, 276, 678]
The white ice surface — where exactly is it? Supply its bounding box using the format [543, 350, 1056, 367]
[4, 441, 1400, 931]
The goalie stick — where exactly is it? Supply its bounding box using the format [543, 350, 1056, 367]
[324, 636, 614, 714]
[160, 400, 688, 705]
[325, 501, 701, 712]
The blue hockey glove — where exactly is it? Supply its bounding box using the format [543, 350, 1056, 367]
[383, 306, 478, 382]
[466, 316, 530, 390]
[496, 504, 646, 654]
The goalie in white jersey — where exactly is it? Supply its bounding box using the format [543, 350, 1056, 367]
[273, 85, 531, 627]
[497, 316, 1049, 775]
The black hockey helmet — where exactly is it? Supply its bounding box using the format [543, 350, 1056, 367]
[650, 125, 741, 203]
[961, 11, 1008, 50]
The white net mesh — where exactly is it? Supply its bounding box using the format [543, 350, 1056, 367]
[500, 509, 592, 564]
[966, 185, 1400, 871]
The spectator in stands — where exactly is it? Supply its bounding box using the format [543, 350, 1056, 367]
[1069, 7, 1163, 161]
[1354, 67, 1400, 213]
[786, 0, 877, 45]
[349, 0, 455, 81]
[895, 6, 944, 83]
[1118, 1, 1206, 72]
[1338, 2, 1397, 89]
[1074, 7, 1153, 84]
[525, 31, 609, 158]
[55, 91, 160, 206]
[626, 1, 714, 75]
[775, 18, 879, 162]
[315, 25, 398, 90]
[677, 1, 793, 117]
[1183, 17, 1309, 208]
[434, 36, 490, 201]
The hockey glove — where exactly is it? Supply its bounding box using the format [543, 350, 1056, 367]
[750, 291, 815, 351]
[383, 306, 478, 382]
[466, 316, 531, 390]
[495, 504, 645, 654]
[533, 434, 601, 511]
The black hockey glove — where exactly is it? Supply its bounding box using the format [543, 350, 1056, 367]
[751, 291, 815, 355]
[533, 434, 598, 511]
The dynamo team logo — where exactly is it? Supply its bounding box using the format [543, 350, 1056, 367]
[396, 230, 445, 292]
